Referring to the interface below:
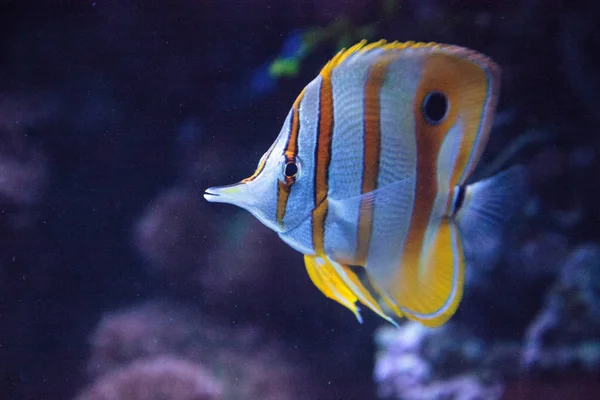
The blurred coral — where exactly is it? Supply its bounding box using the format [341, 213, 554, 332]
[76, 356, 221, 400]
[0, 94, 49, 215]
[517, 231, 570, 282]
[0, 146, 46, 207]
[374, 322, 506, 400]
[84, 301, 320, 400]
[87, 301, 208, 377]
[522, 244, 600, 372]
[133, 188, 217, 286]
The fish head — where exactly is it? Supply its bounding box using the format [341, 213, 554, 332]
[204, 105, 315, 234]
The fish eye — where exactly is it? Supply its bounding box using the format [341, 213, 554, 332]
[422, 91, 449, 124]
[284, 161, 298, 178]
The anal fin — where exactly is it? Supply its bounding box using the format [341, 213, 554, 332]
[335, 264, 399, 327]
[304, 255, 363, 323]
[385, 220, 465, 328]
[304, 254, 401, 326]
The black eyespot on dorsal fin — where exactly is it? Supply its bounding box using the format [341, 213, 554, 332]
[423, 91, 449, 124]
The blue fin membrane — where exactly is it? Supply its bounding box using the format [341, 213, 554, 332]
[455, 165, 528, 264]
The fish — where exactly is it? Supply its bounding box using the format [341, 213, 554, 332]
[204, 40, 524, 327]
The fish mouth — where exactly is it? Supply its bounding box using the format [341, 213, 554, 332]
[203, 187, 221, 201]
[203, 182, 247, 205]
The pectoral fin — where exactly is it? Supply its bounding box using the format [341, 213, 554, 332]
[326, 176, 414, 270]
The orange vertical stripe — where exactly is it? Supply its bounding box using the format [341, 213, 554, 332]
[284, 88, 306, 158]
[392, 54, 460, 313]
[276, 180, 291, 225]
[312, 74, 334, 254]
[356, 56, 397, 265]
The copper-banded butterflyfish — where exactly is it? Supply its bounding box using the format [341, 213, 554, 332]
[205, 40, 525, 327]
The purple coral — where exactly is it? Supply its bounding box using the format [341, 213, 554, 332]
[87, 301, 209, 377]
[0, 149, 46, 207]
[84, 301, 321, 400]
[374, 322, 506, 400]
[0, 102, 48, 213]
[76, 356, 221, 400]
[134, 188, 218, 289]
[521, 244, 600, 372]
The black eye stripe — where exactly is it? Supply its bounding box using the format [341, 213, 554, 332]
[422, 91, 449, 125]
[284, 161, 298, 178]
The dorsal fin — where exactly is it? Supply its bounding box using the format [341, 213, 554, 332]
[318, 39, 499, 83]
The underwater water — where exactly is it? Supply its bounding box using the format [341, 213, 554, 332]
[1, 1, 600, 399]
